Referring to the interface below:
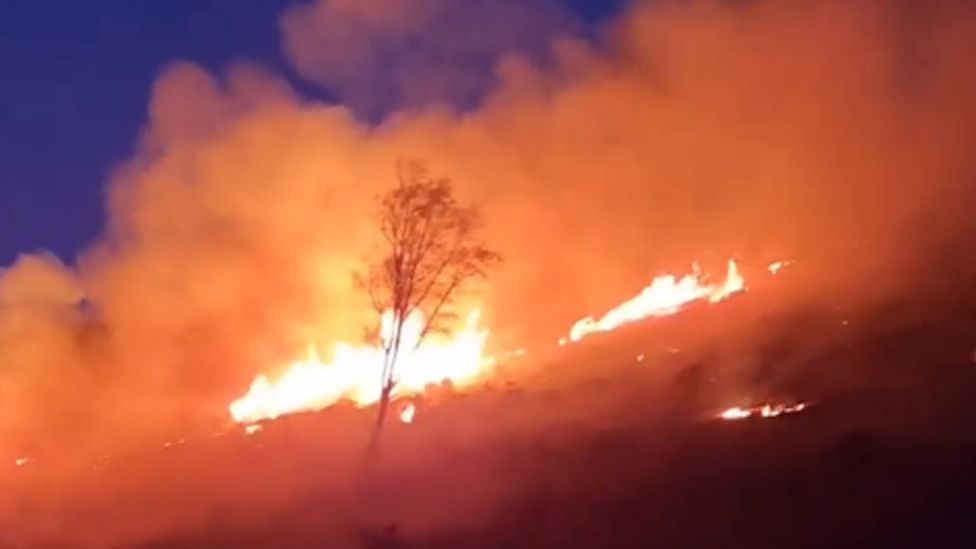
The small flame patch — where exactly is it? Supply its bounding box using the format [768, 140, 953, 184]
[399, 403, 416, 424]
[718, 402, 808, 421]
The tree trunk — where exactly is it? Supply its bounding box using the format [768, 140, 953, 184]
[368, 309, 413, 461]
[367, 381, 394, 458]
[368, 328, 400, 456]
[375, 382, 393, 433]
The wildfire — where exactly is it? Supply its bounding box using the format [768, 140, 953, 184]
[564, 260, 745, 343]
[229, 310, 491, 424]
[229, 259, 787, 426]
[718, 402, 808, 421]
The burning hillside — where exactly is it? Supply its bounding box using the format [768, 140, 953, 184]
[3, 0, 976, 546]
[229, 259, 760, 428]
[3, 0, 975, 452]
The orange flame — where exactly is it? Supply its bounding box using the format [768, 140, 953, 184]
[399, 402, 416, 424]
[565, 260, 745, 343]
[229, 310, 491, 424]
[719, 407, 752, 420]
[768, 259, 796, 275]
[718, 402, 808, 421]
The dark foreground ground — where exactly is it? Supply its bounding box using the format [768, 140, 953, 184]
[5, 275, 976, 548]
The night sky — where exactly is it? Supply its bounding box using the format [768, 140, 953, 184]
[0, 0, 623, 267]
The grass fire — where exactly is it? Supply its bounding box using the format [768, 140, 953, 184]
[4, 1, 976, 548]
[229, 308, 492, 425]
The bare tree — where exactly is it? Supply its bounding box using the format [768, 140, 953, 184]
[358, 162, 500, 440]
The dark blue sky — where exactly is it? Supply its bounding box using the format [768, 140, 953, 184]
[0, 1, 622, 267]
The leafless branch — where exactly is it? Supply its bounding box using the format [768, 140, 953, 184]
[356, 161, 501, 437]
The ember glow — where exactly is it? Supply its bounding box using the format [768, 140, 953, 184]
[229, 310, 491, 424]
[718, 402, 809, 421]
[565, 260, 745, 343]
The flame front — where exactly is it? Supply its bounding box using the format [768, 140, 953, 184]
[231, 260, 756, 424]
[229, 310, 491, 424]
[565, 260, 745, 343]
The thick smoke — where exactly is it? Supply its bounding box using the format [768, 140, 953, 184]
[2, 0, 976, 543]
[280, 0, 583, 118]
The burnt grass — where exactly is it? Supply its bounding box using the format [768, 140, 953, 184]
[9, 280, 976, 548]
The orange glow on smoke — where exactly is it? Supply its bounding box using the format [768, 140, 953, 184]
[564, 260, 745, 343]
[229, 310, 491, 424]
